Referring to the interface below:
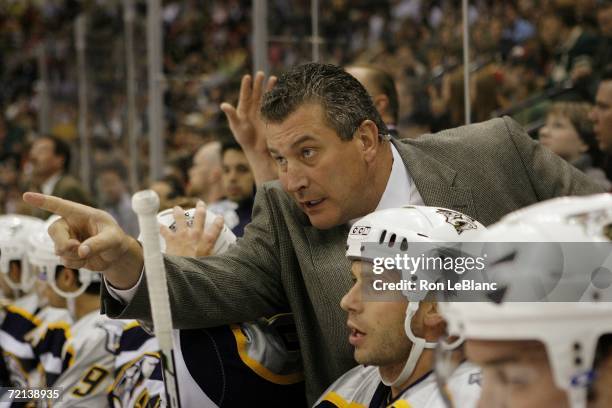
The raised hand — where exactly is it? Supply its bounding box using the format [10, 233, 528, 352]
[160, 201, 225, 257]
[22, 192, 143, 289]
[220, 71, 278, 185]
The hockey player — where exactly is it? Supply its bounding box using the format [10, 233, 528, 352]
[109, 203, 305, 407]
[28, 215, 126, 406]
[315, 206, 484, 408]
[0, 215, 73, 392]
[439, 194, 612, 408]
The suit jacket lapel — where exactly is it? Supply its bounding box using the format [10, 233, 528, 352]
[392, 139, 479, 220]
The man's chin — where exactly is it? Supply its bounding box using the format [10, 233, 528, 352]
[308, 216, 340, 230]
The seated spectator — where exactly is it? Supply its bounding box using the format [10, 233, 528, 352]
[97, 163, 139, 237]
[221, 140, 255, 237]
[538, 8, 599, 85]
[345, 65, 400, 138]
[538, 101, 611, 190]
[27, 135, 92, 219]
[150, 173, 186, 211]
[594, 1, 612, 75]
[188, 137, 242, 230]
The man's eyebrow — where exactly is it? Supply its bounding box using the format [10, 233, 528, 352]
[268, 135, 317, 155]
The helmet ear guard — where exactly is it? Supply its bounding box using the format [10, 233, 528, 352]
[28, 215, 101, 300]
[46, 266, 100, 299]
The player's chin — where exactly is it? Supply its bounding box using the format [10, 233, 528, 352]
[353, 349, 374, 366]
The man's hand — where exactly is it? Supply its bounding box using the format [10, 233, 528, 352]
[220, 71, 278, 185]
[22, 192, 143, 290]
[160, 201, 224, 257]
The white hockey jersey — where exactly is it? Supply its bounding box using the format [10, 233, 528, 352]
[0, 294, 71, 389]
[109, 314, 306, 408]
[108, 320, 164, 408]
[40, 311, 126, 407]
[315, 362, 481, 408]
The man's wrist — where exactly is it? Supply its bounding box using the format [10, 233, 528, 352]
[103, 236, 144, 290]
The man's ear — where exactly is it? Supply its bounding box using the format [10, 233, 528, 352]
[356, 119, 380, 162]
[56, 267, 76, 291]
[421, 302, 446, 341]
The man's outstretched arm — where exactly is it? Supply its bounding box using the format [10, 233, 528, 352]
[23, 188, 287, 328]
[23, 192, 144, 289]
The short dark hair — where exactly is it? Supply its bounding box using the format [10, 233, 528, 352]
[348, 64, 400, 124]
[221, 139, 243, 156]
[98, 161, 128, 180]
[158, 173, 185, 200]
[261, 63, 389, 141]
[42, 135, 71, 172]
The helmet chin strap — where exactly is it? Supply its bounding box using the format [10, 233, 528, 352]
[67, 297, 76, 320]
[381, 302, 437, 388]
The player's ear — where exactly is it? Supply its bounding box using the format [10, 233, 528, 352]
[422, 302, 446, 341]
[59, 267, 78, 290]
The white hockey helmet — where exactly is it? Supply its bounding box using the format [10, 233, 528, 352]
[28, 215, 100, 299]
[439, 193, 612, 408]
[140, 207, 236, 255]
[346, 205, 485, 388]
[0, 214, 45, 291]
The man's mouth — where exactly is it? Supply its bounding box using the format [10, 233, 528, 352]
[348, 323, 366, 346]
[302, 198, 325, 209]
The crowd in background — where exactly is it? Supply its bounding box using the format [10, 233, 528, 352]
[1, 0, 612, 223]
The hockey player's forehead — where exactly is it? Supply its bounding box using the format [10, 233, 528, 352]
[465, 339, 546, 366]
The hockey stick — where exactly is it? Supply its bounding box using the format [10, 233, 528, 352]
[132, 190, 181, 408]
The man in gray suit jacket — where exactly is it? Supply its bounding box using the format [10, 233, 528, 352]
[24, 63, 604, 404]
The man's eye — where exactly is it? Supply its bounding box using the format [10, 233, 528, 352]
[302, 148, 315, 159]
[275, 157, 287, 166]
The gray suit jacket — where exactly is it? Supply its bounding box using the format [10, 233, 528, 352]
[101, 117, 603, 404]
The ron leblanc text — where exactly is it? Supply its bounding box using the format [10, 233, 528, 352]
[372, 279, 498, 292]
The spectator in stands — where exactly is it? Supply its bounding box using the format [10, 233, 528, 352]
[150, 173, 186, 211]
[187, 140, 224, 203]
[539, 101, 611, 190]
[593, 1, 612, 74]
[345, 65, 400, 138]
[188, 139, 240, 229]
[28, 135, 91, 219]
[221, 140, 255, 237]
[538, 7, 599, 85]
[590, 68, 612, 156]
[97, 163, 139, 237]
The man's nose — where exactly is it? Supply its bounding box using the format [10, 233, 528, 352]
[284, 163, 308, 194]
[340, 284, 362, 313]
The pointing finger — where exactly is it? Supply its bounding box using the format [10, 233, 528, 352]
[23, 192, 93, 220]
